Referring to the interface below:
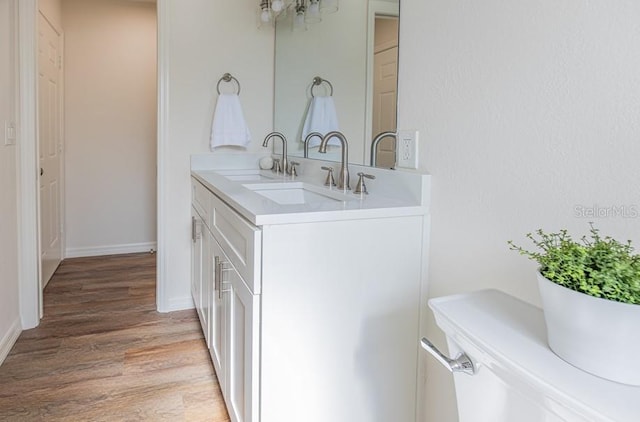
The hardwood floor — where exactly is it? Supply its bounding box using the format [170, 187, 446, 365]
[0, 253, 229, 422]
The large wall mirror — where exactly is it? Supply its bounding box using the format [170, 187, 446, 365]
[273, 0, 400, 167]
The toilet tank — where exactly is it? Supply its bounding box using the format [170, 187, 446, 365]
[426, 290, 639, 422]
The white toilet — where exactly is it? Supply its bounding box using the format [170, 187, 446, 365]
[422, 289, 639, 422]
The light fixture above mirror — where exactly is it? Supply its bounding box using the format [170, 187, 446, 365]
[259, 0, 338, 29]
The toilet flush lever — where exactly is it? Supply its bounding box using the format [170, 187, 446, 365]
[420, 337, 475, 376]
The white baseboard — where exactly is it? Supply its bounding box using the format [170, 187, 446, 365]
[65, 242, 157, 258]
[0, 318, 22, 366]
[158, 295, 194, 313]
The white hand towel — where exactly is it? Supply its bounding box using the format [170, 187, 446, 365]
[210, 93, 251, 149]
[301, 96, 340, 148]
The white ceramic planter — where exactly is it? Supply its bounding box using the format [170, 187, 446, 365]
[537, 272, 640, 385]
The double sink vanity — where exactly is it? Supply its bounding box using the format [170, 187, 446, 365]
[190, 152, 430, 422]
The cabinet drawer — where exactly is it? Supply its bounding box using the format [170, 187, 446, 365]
[209, 193, 262, 294]
[192, 178, 211, 223]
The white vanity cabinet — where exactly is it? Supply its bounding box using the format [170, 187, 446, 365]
[192, 178, 261, 422]
[191, 161, 429, 422]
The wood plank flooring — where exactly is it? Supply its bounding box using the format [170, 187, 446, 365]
[0, 253, 229, 422]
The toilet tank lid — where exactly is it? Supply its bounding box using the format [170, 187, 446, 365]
[429, 289, 640, 422]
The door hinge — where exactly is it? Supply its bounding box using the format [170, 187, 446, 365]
[57, 55, 62, 69]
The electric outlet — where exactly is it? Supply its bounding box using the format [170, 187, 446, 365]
[4, 121, 16, 146]
[396, 130, 418, 169]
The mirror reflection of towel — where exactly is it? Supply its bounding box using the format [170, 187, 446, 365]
[210, 94, 251, 149]
[301, 96, 340, 147]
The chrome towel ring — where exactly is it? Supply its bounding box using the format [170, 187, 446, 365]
[310, 76, 333, 97]
[216, 73, 241, 95]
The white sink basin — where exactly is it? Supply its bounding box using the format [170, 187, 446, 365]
[226, 174, 272, 181]
[243, 182, 354, 205]
[216, 170, 274, 182]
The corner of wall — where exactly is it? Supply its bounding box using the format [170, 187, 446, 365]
[0, 318, 21, 366]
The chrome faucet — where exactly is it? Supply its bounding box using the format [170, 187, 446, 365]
[262, 132, 289, 175]
[318, 131, 350, 190]
[370, 131, 397, 168]
[303, 132, 323, 158]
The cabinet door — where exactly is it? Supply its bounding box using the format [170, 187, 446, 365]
[190, 208, 204, 326]
[225, 269, 260, 422]
[209, 235, 226, 380]
[209, 193, 262, 294]
[200, 228, 212, 348]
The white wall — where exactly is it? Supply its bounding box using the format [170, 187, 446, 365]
[158, 0, 273, 311]
[399, 1, 640, 420]
[62, 0, 157, 257]
[0, 0, 21, 363]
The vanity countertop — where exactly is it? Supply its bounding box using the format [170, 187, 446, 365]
[191, 153, 430, 226]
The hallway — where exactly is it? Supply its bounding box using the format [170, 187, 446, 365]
[0, 253, 229, 421]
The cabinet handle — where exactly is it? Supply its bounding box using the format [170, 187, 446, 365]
[191, 217, 202, 242]
[215, 256, 222, 299]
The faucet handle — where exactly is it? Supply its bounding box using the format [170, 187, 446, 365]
[289, 161, 300, 177]
[354, 172, 375, 195]
[321, 166, 336, 187]
[272, 158, 282, 174]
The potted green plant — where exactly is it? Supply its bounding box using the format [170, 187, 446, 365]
[509, 224, 640, 385]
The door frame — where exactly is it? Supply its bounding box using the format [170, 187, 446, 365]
[156, 0, 169, 312]
[18, 0, 67, 327]
[18, 0, 41, 329]
[19, 0, 169, 326]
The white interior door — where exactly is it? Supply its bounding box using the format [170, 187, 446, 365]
[372, 16, 398, 169]
[372, 45, 398, 168]
[38, 13, 63, 288]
